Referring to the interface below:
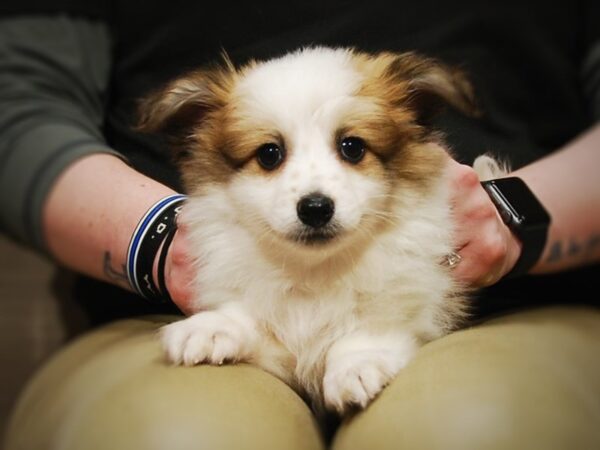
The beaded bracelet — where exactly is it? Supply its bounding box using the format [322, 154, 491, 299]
[126, 194, 187, 303]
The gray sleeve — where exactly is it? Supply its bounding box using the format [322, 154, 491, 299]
[0, 15, 123, 251]
[582, 41, 600, 122]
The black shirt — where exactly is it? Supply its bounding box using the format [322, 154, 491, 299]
[114, 1, 597, 188]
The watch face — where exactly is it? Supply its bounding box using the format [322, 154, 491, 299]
[481, 177, 550, 277]
[482, 178, 550, 230]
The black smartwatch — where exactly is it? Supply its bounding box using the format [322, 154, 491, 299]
[481, 177, 551, 278]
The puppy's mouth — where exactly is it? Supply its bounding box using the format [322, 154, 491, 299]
[288, 224, 342, 246]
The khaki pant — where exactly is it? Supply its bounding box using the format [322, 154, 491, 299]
[4, 306, 600, 450]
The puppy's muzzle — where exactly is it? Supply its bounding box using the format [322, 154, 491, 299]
[297, 193, 334, 229]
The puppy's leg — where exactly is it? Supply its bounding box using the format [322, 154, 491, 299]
[161, 303, 258, 366]
[322, 331, 417, 414]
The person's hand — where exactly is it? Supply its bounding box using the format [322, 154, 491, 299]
[161, 223, 197, 315]
[446, 157, 522, 287]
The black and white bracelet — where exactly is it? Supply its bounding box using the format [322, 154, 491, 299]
[126, 194, 187, 303]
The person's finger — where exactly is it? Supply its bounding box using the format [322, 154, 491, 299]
[451, 239, 505, 287]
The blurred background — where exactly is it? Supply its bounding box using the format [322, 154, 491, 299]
[0, 234, 76, 443]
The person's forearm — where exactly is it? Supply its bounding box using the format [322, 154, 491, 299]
[42, 153, 178, 291]
[512, 123, 600, 274]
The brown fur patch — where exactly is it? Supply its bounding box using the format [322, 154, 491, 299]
[349, 52, 453, 196]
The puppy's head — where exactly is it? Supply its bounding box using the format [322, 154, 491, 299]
[137, 47, 477, 252]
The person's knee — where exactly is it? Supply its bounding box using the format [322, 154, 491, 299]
[5, 316, 325, 450]
[333, 306, 600, 450]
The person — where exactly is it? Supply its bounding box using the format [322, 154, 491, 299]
[1, 1, 599, 449]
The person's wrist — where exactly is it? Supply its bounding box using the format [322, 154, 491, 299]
[154, 224, 197, 315]
[481, 177, 551, 280]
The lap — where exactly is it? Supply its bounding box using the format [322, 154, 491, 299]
[4, 315, 325, 450]
[6, 306, 600, 450]
[333, 305, 600, 450]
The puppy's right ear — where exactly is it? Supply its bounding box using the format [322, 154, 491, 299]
[368, 51, 480, 127]
[136, 63, 234, 148]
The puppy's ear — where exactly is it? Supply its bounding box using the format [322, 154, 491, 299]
[384, 52, 480, 125]
[136, 60, 234, 150]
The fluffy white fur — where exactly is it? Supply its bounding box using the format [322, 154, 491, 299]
[153, 47, 500, 414]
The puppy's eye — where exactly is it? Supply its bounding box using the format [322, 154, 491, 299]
[339, 137, 366, 164]
[256, 143, 285, 170]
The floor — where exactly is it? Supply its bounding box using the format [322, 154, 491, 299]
[0, 234, 71, 443]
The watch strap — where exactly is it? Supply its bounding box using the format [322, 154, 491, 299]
[504, 221, 548, 278]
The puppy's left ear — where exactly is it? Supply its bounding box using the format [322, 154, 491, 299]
[385, 52, 481, 125]
[135, 60, 234, 152]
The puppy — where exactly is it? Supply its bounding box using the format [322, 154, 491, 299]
[138, 47, 498, 414]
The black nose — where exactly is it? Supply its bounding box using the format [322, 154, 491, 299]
[297, 193, 335, 228]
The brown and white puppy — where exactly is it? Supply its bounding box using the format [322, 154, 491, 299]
[138, 47, 497, 414]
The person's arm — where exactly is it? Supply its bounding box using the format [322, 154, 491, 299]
[0, 15, 115, 248]
[42, 153, 197, 313]
[0, 16, 195, 312]
[448, 19, 600, 288]
[448, 123, 600, 286]
[42, 153, 174, 289]
[513, 124, 600, 274]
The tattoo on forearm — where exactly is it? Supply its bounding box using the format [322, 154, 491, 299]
[103, 251, 129, 285]
[546, 234, 600, 264]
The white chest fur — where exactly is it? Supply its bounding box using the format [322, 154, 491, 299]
[161, 180, 463, 411]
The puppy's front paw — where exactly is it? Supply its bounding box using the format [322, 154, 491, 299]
[160, 310, 256, 366]
[323, 334, 416, 414]
[322, 351, 398, 414]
